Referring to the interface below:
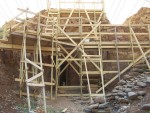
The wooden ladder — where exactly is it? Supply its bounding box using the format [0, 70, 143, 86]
[45, 9, 58, 36]
[81, 41, 106, 103]
[19, 13, 47, 113]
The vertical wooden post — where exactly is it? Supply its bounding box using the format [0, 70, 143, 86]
[115, 26, 120, 80]
[79, 17, 83, 97]
[50, 37, 54, 99]
[23, 10, 31, 111]
[55, 44, 59, 98]
[82, 45, 93, 103]
[37, 13, 47, 113]
[98, 24, 106, 102]
[129, 23, 135, 66]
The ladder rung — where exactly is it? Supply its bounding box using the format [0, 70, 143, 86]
[20, 60, 53, 67]
[47, 21, 57, 22]
[82, 71, 100, 74]
[45, 29, 57, 31]
[82, 71, 118, 74]
[27, 83, 45, 87]
[45, 29, 53, 31]
[60, 2, 101, 4]
[82, 55, 101, 58]
[48, 13, 58, 15]
[82, 79, 98, 81]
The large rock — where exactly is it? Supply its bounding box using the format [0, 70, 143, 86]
[141, 104, 150, 111]
[128, 92, 138, 100]
[136, 82, 147, 88]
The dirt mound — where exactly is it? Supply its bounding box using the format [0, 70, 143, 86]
[0, 51, 25, 113]
[124, 7, 150, 24]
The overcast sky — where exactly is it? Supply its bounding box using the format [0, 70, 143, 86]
[0, 0, 150, 26]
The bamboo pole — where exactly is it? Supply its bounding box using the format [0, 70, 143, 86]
[82, 45, 93, 103]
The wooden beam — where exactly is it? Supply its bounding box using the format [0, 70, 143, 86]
[0, 42, 55, 52]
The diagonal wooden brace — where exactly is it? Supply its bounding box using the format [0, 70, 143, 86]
[57, 22, 101, 69]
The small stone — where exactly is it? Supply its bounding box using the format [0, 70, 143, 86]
[136, 82, 147, 88]
[141, 104, 150, 111]
[138, 96, 144, 99]
[123, 88, 132, 93]
[118, 80, 126, 85]
[132, 86, 139, 90]
[106, 93, 112, 97]
[98, 102, 110, 109]
[118, 98, 129, 103]
[107, 96, 115, 101]
[146, 77, 150, 84]
[83, 108, 92, 113]
[115, 86, 123, 90]
[137, 91, 146, 96]
[129, 72, 140, 77]
[115, 96, 120, 100]
[112, 89, 119, 93]
[93, 96, 105, 104]
[111, 93, 118, 96]
[126, 84, 133, 88]
[117, 92, 126, 97]
[132, 68, 144, 73]
[118, 106, 129, 113]
[124, 75, 133, 80]
[88, 103, 99, 109]
[128, 92, 138, 100]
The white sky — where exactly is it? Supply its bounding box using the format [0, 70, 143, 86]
[0, 0, 150, 26]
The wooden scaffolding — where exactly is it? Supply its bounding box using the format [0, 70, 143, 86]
[0, 0, 150, 112]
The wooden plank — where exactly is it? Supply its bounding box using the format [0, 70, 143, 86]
[0, 42, 55, 52]
[26, 72, 43, 82]
[58, 86, 86, 88]
[15, 78, 55, 86]
[82, 71, 118, 74]
[26, 58, 43, 70]
[57, 94, 104, 97]
[27, 83, 45, 87]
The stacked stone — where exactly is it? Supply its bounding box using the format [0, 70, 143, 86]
[84, 65, 150, 113]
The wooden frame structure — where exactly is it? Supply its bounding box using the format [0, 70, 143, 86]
[1, 0, 150, 112]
